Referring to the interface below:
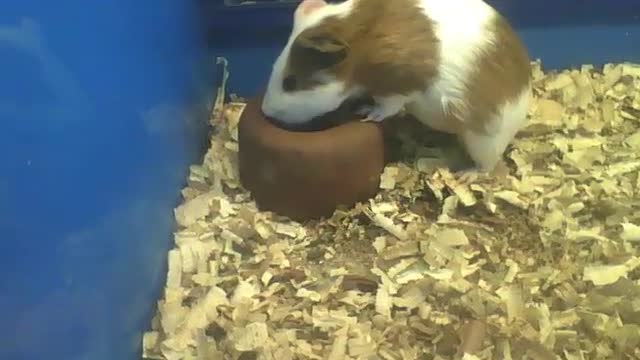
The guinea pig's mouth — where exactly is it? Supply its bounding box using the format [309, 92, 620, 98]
[264, 96, 375, 132]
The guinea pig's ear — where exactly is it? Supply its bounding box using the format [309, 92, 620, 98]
[293, 30, 348, 69]
[296, 0, 327, 15]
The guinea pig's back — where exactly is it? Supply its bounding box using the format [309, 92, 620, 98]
[415, 0, 531, 133]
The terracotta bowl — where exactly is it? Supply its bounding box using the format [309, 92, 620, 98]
[237, 94, 386, 221]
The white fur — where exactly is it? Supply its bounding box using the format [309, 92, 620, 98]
[410, 0, 498, 126]
[261, 0, 357, 124]
[460, 86, 531, 170]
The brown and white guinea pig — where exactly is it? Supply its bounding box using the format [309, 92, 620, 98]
[261, 0, 532, 172]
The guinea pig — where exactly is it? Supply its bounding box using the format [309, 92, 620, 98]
[261, 0, 532, 173]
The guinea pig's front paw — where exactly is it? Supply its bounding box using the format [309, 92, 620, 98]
[356, 105, 377, 121]
[357, 105, 396, 122]
[357, 97, 406, 122]
[455, 169, 480, 185]
[454, 167, 493, 185]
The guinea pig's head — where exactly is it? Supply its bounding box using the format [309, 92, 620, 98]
[261, 0, 358, 125]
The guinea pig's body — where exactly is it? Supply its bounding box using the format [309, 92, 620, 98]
[261, 0, 531, 172]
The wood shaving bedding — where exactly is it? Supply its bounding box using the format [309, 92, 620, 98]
[142, 59, 640, 360]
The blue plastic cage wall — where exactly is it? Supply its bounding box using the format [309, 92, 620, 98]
[0, 1, 639, 360]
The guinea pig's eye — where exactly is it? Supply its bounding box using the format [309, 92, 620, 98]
[282, 75, 297, 91]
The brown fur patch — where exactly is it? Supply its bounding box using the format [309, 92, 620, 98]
[287, 27, 349, 91]
[285, 0, 440, 96]
[455, 13, 532, 134]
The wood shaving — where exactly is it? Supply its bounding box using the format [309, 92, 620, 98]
[143, 59, 640, 360]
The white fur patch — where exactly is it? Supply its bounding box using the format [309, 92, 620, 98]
[261, 0, 356, 124]
[460, 85, 531, 170]
[417, 0, 497, 123]
[406, 0, 529, 171]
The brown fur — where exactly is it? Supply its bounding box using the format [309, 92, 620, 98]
[285, 0, 440, 96]
[456, 13, 532, 134]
